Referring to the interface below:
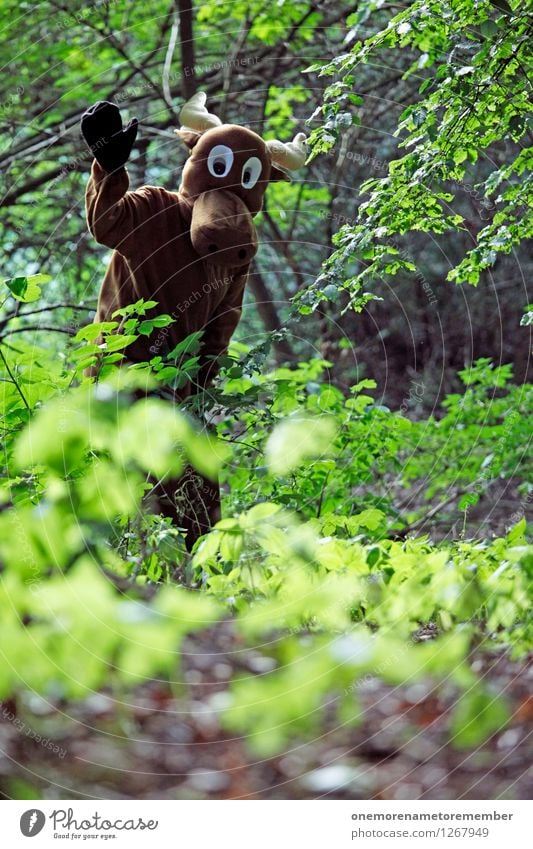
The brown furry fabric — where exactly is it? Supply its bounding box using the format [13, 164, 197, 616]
[86, 161, 249, 389]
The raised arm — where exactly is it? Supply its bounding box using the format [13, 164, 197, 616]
[85, 161, 132, 250]
[82, 101, 154, 252]
[85, 161, 163, 253]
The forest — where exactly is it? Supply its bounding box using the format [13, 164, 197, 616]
[0, 0, 531, 803]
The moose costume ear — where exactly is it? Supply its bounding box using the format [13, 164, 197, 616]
[174, 128, 202, 150]
[270, 164, 292, 183]
[175, 92, 224, 150]
[175, 91, 223, 150]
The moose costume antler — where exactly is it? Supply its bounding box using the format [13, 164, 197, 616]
[81, 91, 306, 547]
[266, 133, 307, 171]
[178, 90, 222, 132]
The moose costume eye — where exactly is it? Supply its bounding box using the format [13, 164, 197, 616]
[207, 145, 234, 178]
[241, 156, 262, 189]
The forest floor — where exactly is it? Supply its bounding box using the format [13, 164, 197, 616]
[1, 621, 531, 801]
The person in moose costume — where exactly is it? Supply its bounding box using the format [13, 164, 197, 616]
[81, 91, 306, 548]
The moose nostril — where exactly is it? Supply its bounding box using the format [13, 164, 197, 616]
[238, 249, 247, 260]
[208, 244, 217, 253]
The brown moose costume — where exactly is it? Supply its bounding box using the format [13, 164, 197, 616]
[82, 92, 306, 547]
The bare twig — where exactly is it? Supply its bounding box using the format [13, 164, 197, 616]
[163, 10, 180, 108]
[0, 345, 30, 412]
[0, 325, 77, 340]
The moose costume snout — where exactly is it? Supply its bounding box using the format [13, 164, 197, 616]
[190, 189, 258, 267]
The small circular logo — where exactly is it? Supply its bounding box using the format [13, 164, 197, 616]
[20, 809, 46, 837]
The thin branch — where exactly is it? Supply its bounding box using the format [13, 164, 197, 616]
[0, 302, 95, 333]
[316, 471, 330, 518]
[0, 345, 30, 412]
[17, 303, 95, 316]
[0, 325, 77, 341]
[50, 0, 170, 111]
[163, 11, 180, 108]
[391, 490, 463, 540]
[1, 166, 67, 208]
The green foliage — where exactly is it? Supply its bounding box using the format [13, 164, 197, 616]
[265, 413, 337, 474]
[0, 319, 229, 700]
[210, 349, 531, 533]
[216, 512, 529, 753]
[0, 281, 530, 762]
[0, 557, 221, 699]
[69, 298, 202, 390]
[402, 359, 533, 513]
[305, 0, 532, 307]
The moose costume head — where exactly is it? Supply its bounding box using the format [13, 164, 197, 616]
[177, 92, 306, 267]
[81, 91, 306, 546]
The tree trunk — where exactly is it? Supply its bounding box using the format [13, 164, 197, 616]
[178, 0, 196, 100]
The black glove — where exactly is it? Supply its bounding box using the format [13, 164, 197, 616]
[81, 101, 138, 174]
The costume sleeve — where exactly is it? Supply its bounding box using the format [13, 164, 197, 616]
[85, 160, 160, 254]
[195, 267, 249, 390]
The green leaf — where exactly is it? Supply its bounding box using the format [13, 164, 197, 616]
[138, 315, 173, 336]
[3, 274, 52, 303]
[266, 414, 337, 475]
[185, 431, 230, 479]
[451, 686, 509, 748]
[103, 334, 138, 352]
[506, 517, 526, 545]
[73, 322, 118, 342]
